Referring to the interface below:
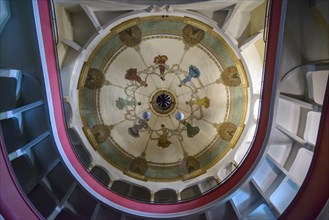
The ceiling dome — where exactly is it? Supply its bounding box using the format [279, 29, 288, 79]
[76, 15, 249, 200]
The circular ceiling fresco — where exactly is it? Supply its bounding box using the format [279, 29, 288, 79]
[78, 16, 249, 182]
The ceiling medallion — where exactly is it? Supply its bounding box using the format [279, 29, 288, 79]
[150, 89, 177, 115]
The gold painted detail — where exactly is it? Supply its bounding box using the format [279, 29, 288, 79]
[82, 127, 99, 150]
[129, 153, 148, 175]
[229, 124, 246, 149]
[85, 68, 110, 90]
[157, 124, 172, 148]
[216, 122, 237, 141]
[189, 96, 210, 109]
[119, 25, 142, 48]
[236, 59, 249, 88]
[91, 124, 113, 143]
[218, 66, 241, 87]
[183, 17, 213, 33]
[182, 169, 206, 181]
[184, 155, 200, 173]
[111, 18, 141, 35]
[78, 63, 89, 89]
[182, 24, 205, 49]
[124, 169, 147, 181]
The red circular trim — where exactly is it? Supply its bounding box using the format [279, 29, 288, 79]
[37, 0, 283, 213]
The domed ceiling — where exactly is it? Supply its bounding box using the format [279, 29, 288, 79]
[78, 16, 249, 182]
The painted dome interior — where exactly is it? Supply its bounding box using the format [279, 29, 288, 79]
[2, 1, 327, 219]
[70, 14, 254, 202]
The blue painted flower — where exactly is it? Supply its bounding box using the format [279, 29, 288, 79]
[189, 65, 200, 78]
[182, 65, 201, 85]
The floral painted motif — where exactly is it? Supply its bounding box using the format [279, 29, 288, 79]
[85, 68, 109, 89]
[157, 124, 172, 148]
[129, 153, 148, 175]
[119, 25, 142, 48]
[91, 124, 112, 143]
[115, 97, 135, 110]
[181, 65, 201, 85]
[219, 66, 241, 87]
[182, 121, 200, 138]
[125, 68, 147, 87]
[217, 122, 237, 141]
[128, 119, 149, 138]
[153, 55, 168, 80]
[189, 96, 210, 109]
[184, 155, 200, 173]
[182, 24, 205, 49]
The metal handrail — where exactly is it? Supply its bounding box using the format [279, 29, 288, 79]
[49, 0, 59, 46]
[263, 0, 272, 42]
